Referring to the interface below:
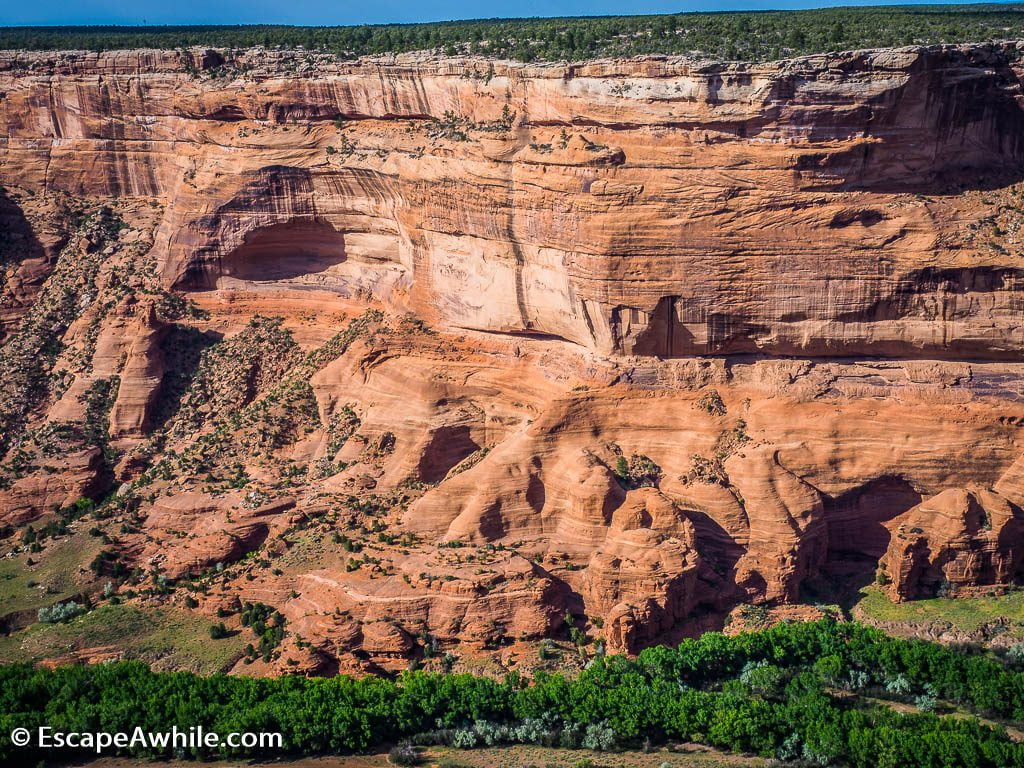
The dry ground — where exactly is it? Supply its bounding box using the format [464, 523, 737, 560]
[75, 744, 766, 768]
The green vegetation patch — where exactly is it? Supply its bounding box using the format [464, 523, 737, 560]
[2, 620, 1023, 766]
[857, 585, 1024, 633]
[3, 6, 1024, 62]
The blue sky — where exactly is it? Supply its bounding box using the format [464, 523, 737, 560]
[0, 1, 998, 27]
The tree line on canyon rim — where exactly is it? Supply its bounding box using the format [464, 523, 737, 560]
[3, 621, 1024, 767]
[4, 5, 1024, 63]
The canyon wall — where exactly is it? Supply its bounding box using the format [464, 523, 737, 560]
[2, 44, 1024, 668]
[5, 44, 1024, 357]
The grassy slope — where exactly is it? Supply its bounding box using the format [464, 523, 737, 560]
[855, 585, 1024, 635]
[0, 530, 104, 616]
[0, 603, 247, 674]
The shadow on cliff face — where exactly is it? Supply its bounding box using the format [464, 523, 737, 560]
[0, 187, 45, 265]
[216, 220, 348, 283]
[615, 264, 1024, 361]
[417, 425, 480, 484]
[0, 187, 48, 343]
[1000, 519, 1024, 588]
[802, 476, 923, 607]
[174, 165, 399, 291]
[687, 508, 747, 600]
[832, 266, 1024, 325]
[797, 50, 1024, 194]
[618, 297, 766, 359]
[151, 325, 222, 429]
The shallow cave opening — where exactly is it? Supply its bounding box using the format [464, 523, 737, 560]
[218, 220, 347, 283]
[417, 425, 481, 484]
[807, 476, 922, 603]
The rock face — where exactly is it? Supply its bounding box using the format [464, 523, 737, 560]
[2, 43, 1024, 667]
[5, 44, 1024, 360]
[881, 486, 1024, 600]
[134, 492, 294, 579]
[580, 489, 702, 653]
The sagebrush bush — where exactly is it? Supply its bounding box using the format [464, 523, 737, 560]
[37, 600, 85, 624]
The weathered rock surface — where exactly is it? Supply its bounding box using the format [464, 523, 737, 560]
[2, 44, 1024, 669]
[882, 486, 1024, 600]
[5, 45, 1024, 359]
[134, 492, 295, 579]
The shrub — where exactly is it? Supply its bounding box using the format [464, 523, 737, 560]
[614, 455, 629, 481]
[5, 8, 1024, 66]
[388, 742, 419, 766]
[451, 729, 478, 749]
[777, 733, 802, 761]
[2, 619, 1024, 764]
[915, 694, 937, 712]
[684, 454, 727, 485]
[696, 389, 726, 415]
[885, 673, 912, 696]
[1006, 643, 1024, 669]
[559, 722, 583, 749]
[38, 600, 85, 624]
[846, 669, 870, 691]
[741, 661, 785, 695]
[613, 453, 662, 489]
[812, 654, 844, 685]
[582, 721, 616, 751]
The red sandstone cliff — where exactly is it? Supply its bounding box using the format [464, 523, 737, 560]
[2, 44, 1024, 666]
